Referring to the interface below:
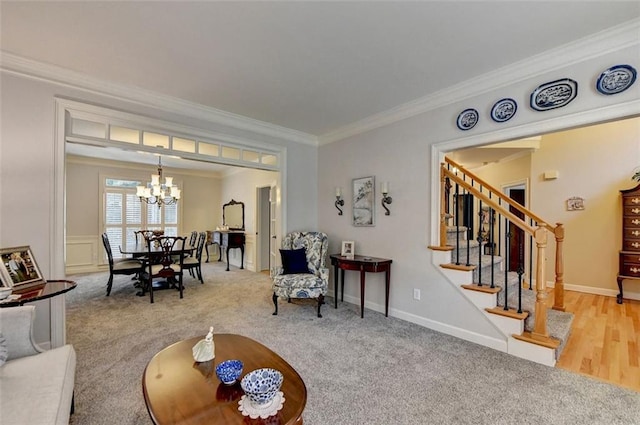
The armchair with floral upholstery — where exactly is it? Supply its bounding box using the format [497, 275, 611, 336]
[271, 231, 329, 317]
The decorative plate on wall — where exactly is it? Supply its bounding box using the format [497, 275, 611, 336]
[456, 108, 479, 131]
[530, 78, 578, 111]
[490, 98, 517, 123]
[596, 64, 637, 95]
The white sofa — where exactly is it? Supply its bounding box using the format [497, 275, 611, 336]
[0, 305, 76, 425]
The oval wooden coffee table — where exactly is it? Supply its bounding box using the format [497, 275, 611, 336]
[143, 334, 306, 424]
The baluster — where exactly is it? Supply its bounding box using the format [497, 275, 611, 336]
[455, 182, 460, 265]
[528, 218, 534, 290]
[503, 219, 511, 311]
[497, 199, 502, 256]
[490, 208, 496, 289]
[477, 198, 484, 286]
[465, 189, 471, 266]
[517, 231, 525, 314]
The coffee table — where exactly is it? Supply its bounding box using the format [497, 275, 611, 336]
[143, 334, 307, 424]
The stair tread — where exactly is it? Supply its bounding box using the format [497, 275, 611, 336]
[449, 246, 575, 358]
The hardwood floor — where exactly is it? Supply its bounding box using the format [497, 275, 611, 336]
[555, 290, 639, 392]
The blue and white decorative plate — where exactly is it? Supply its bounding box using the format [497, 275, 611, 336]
[530, 78, 578, 111]
[490, 98, 517, 123]
[456, 108, 479, 130]
[596, 64, 637, 95]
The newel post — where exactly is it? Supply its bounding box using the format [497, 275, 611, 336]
[532, 227, 550, 340]
[553, 223, 565, 311]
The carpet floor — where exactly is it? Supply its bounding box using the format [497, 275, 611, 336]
[66, 261, 639, 424]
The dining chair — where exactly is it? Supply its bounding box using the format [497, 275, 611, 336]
[101, 233, 144, 296]
[183, 232, 206, 283]
[188, 231, 198, 250]
[134, 230, 164, 246]
[141, 235, 187, 303]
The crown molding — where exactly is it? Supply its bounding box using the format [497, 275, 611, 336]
[66, 154, 225, 179]
[319, 18, 640, 145]
[0, 52, 318, 146]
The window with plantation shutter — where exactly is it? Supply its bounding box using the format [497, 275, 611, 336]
[103, 178, 181, 260]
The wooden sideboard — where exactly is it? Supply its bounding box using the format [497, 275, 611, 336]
[617, 182, 640, 304]
[206, 231, 245, 271]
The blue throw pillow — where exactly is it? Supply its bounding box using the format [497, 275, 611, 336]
[280, 248, 310, 274]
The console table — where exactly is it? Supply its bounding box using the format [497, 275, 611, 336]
[206, 231, 245, 271]
[329, 254, 392, 318]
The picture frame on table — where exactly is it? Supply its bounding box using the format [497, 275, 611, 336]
[341, 241, 355, 259]
[0, 246, 45, 289]
[352, 176, 375, 227]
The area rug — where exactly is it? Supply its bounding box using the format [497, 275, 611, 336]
[66, 262, 639, 424]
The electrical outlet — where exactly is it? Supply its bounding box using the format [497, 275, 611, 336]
[413, 289, 421, 300]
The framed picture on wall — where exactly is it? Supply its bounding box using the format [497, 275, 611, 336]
[352, 176, 375, 226]
[0, 246, 45, 289]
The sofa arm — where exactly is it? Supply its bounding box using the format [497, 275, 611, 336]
[0, 305, 43, 360]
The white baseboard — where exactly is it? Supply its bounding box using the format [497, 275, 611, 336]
[547, 280, 640, 301]
[337, 293, 508, 353]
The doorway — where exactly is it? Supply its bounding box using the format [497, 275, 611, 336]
[256, 186, 271, 272]
[455, 194, 475, 237]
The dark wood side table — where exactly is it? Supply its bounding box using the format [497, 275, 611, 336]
[0, 280, 77, 348]
[329, 254, 392, 318]
[0, 279, 76, 308]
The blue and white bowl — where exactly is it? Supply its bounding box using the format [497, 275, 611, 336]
[240, 368, 283, 406]
[215, 359, 243, 385]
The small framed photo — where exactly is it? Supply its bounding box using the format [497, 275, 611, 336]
[0, 246, 45, 289]
[341, 241, 355, 259]
[353, 176, 375, 227]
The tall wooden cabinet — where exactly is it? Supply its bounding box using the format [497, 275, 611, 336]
[617, 182, 640, 304]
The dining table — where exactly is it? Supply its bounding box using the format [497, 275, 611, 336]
[119, 242, 195, 258]
[119, 242, 195, 296]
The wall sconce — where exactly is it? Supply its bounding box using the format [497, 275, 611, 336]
[381, 182, 392, 215]
[334, 187, 344, 215]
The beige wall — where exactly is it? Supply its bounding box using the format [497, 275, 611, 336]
[531, 117, 640, 294]
[472, 117, 640, 295]
[66, 156, 221, 236]
[65, 155, 279, 273]
[65, 156, 221, 272]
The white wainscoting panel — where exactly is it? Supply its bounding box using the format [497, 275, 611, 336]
[244, 234, 256, 272]
[66, 235, 101, 274]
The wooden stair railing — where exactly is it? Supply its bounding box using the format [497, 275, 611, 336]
[438, 158, 565, 346]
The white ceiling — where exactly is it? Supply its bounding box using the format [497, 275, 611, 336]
[2, 1, 638, 141]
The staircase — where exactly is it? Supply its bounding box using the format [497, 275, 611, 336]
[442, 227, 574, 365]
[431, 158, 574, 366]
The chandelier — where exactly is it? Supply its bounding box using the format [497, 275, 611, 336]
[136, 156, 181, 206]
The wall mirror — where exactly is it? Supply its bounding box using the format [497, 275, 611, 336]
[223, 199, 245, 231]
